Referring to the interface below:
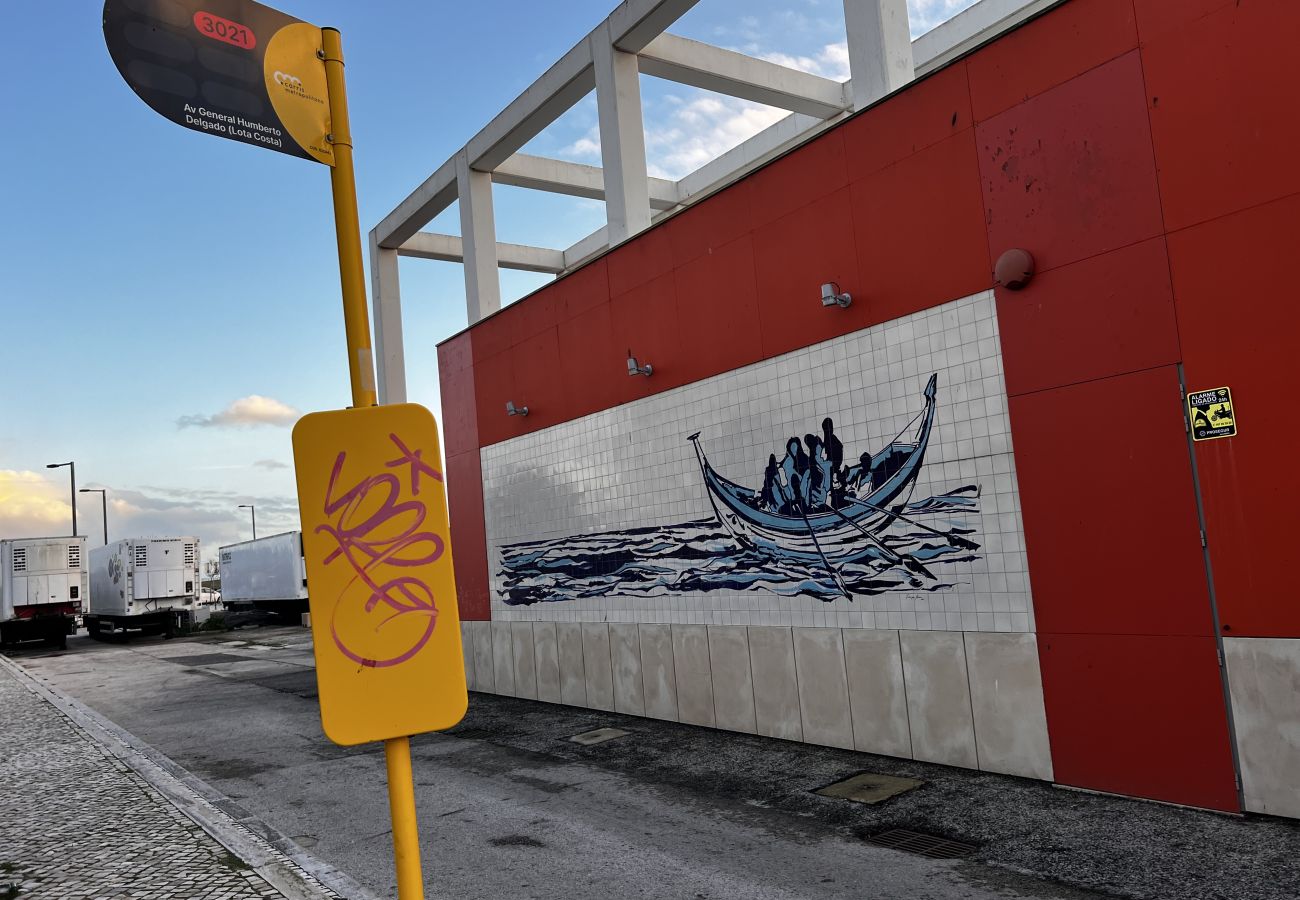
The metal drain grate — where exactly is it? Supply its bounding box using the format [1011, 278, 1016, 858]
[865, 829, 977, 859]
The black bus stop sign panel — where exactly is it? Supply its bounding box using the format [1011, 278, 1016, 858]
[104, 0, 333, 164]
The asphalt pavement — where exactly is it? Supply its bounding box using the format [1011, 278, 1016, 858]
[8, 626, 1300, 900]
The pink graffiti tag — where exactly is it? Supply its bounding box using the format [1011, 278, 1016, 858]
[315, 433, 445, 668]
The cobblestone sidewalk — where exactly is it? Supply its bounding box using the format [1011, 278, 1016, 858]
[0, 658, 339, 900]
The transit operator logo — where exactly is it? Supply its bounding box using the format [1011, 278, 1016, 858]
[273, 71, 303, 88]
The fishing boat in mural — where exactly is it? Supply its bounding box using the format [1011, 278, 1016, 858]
[689, 373, 938, 567]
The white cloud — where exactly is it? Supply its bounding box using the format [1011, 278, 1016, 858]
[0, 469, 298, 550]
[177, 395, 300, 429]
[644, 94, 791, 180]
[756, 41, 850, 81]
[0, 470, 74, 538]
[252, 459, 289, 470]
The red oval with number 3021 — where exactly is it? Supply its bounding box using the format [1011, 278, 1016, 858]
[193, 11, 256, 50]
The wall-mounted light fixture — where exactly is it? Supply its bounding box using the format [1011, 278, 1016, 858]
[820, 282, 852, 309]
[627, 351, 653, 377]
[994, 248, 1035, 291]
[506, 400, 529, 417]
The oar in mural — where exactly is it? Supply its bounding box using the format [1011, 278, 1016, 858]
[841, 495, 981, 552]
[820, 502, 936, 582]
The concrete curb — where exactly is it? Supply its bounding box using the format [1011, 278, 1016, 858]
[0, 653, 379, 900]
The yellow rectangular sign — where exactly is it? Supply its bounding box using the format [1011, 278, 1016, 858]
[292, 403, 467, 745]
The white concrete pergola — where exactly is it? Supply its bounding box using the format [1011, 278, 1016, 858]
[370, 0, 1054, 403]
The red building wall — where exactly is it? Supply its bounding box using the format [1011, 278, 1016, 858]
[437, 0, 1299, 812]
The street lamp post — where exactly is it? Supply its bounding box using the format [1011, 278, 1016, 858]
[238, 504, 257, 540]
[46, 461, 77, 536]
[79, 488, 108, 546]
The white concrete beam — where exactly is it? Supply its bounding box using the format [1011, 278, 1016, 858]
[592, 21, 652, 243]
[369, 234, 407, 404]
[493, 153, 680, 210]
[609, 0, 700, 53]
[456, 154, 502, 323]
[465, 42, 596, 172]
[844, 0, 915, 109]
[399, 232, 566, 276]
[562, 226, 611, 271]
[374, 158, 456, 250]
[638, 33, 849, 119]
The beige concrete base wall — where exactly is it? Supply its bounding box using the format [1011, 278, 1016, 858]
[462, 621, 1053, 781]
[1224, 637, 1300, 819]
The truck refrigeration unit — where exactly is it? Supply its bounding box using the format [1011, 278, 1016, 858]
[87, 537, 200, 639]
[218, 531, 308, 615]
[1, 536, 87, 649]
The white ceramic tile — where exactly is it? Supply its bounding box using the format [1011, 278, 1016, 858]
[480, 291, 1031, 635]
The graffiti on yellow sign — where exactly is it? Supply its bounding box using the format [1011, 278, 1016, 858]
[1187, 386, 1237, 442]
[292, 403, 467, 746]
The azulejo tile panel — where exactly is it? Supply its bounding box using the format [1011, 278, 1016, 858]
[482, 291, 1033, 633]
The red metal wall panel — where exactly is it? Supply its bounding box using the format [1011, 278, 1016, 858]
[1011, 366, 1215, 637]
[977, 51, 1164, 277]
[849, 129, 991, 326]
[1038, 633, 1238, 811]
[752, 187, 863, 359]
[1167, 194, 1300, 637]
[445, 450, 490, 621]
[997, 237, 1181, 397]
[840, 60, 972, 176]
[671, 235, 764, 385]
[966, 0, 1138, 122]
[1140, 0, 1300, 231]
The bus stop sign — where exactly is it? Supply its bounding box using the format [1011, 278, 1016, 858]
[104, 0, 334, 164]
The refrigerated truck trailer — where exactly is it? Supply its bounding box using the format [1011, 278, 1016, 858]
[0, 537, 86, 649]
[218, 531, 308, 614]
[87, 537, 199, 638]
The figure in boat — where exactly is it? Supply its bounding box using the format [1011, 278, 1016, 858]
[689, 373, 939, 567]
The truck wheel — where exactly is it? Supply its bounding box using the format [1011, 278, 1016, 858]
[87, 619, 102, 639]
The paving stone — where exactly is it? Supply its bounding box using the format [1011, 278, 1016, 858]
[0, 663, 334, 900]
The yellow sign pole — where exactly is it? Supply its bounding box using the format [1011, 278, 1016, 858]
[321, 26, 379, 411]
[319, 26, 423, 900]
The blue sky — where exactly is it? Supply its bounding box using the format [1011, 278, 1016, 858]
[0, 0, 975, 550]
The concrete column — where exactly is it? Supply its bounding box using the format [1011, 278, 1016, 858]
[455, 152, 501, 324]
[592, 22, 652, 244]
[369, 236, 407, 404]
[844, 0, 914, 110]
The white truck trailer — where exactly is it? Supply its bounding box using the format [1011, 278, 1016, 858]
[87, 537, 199, 638]
[218, 531, 308, 615]
[0, 537, 87, 649]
